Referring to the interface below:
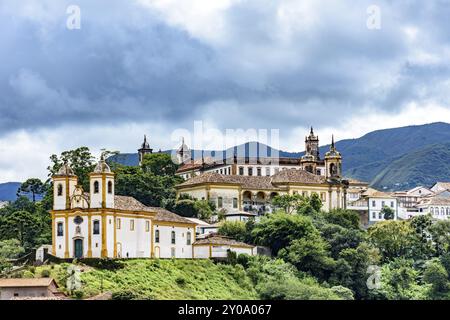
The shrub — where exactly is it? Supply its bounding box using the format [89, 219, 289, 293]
[41, 269, 51, 278]
[112, 290, 140, 300]
[73, 290, 84, 299]
[81, 258, 124, 270]
[175, 277, 187, 286]
[330, 286, 354, 300]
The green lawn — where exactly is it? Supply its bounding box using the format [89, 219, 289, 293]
[35, 259, 258, 300]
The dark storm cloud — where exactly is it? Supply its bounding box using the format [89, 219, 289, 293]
[0, 0, 450, 136]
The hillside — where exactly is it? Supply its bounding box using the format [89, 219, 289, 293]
[36, 259, 259, 300]
[0, 182, 21, 201]
[370, 143, 450, 190]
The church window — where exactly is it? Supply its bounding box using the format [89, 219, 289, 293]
[248, 167, 253, 176]
[57, 222, 63, 237]
[442, 208, 445, 215]
[266, 167, 270, 176]
[130, 220, 135, 231]
[171, 231, 176, 244]
[155, 230, 160, 243]
[117, 218, 121, 229]
[187, 232, 192, 245]
[233, 198, 238, 209]
[436, 207, 439, 215]
[146, 221, 150, 232]
[94, 181, 99, 194]
[108, 181, 113, 194]
[93, 220, 100, 235]
[218, 197, 223, 208]
[257, 167, 262, 176]
[57, 184, 63, 196]
[239, 167, 244, 175]
[431, 207, 434, 214]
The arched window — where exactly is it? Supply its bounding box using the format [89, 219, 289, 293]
[93, 181, 99, 194]
[93, 220, 100, 235]
[108, 181, 113, 194]
[155, 230, 160, 243]
[435, 207, 439, 215]
[442, 207, 445, 215]
[186, 232, 191, 245]
[171, 231, 176, 244]
[447, 208, 449, 215]
[431, 207, 434, 214]
[57, 184, 63, 196]
[57, 222, 64, 236]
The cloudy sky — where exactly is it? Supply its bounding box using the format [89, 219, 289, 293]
[1, 0, 450, 182]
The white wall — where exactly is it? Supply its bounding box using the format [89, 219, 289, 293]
[153, 225, 194, 259]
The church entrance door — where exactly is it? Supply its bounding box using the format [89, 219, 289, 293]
[74, 239, 83, 258]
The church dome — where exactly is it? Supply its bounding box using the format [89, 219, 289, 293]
[94, 160, 111, 173]
[56, 163, 75, 176]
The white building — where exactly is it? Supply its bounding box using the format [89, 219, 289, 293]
[416, 193, 450, 220]
[51, 156, 200, 259]
[176, 128, 330, 180]
[192, 235, 255, 258]
[430, 182, 450, 193]
[347, 187, 398, 226]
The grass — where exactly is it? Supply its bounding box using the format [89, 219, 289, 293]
[35, 259, 258, 300]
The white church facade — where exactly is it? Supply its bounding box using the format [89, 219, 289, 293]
[51, 155, 254, 260]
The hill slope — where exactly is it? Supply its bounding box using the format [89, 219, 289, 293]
[0, 182, 21, 201]
[104, 122, 450, 191]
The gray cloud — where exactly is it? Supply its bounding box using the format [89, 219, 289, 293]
[0, 0, 450, 138]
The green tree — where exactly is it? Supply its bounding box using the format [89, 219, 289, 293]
[219, 221, 248, 242]
[0, 210, 40, 248]
[251, 212, 319, 255]
[423, 259, 450, 299]
[172, 200, 197, 218]
[428, 220, 450, 256]
[193, 200, 214, 221]
[271, 194, 304, 214]
[17, 178, 46, 202]
[322, 209, 361, 229]
[368, 220, 416, 262]
[48, 147, 96, 190]
[381, 206, 395, 220]
[0, 239, 25, 274]
[141, 153, 178, 176]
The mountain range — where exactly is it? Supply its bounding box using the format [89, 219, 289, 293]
[1, 122, 450, 201]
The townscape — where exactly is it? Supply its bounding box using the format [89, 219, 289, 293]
[2, 127, 450, 300]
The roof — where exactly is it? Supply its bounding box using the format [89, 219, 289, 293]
[362, 188, 394, 199]
[432, 182, 450, 190]
[185, 218, 211, 226]
[0, 278, 58, 288]
[114, 195, 195, 224]
[419, 196, 450, 206]
[151, 207, 195, 224]
[177, 169, 329, 190]
[193, 235, 254, 248]
[114, 195, 154, 212]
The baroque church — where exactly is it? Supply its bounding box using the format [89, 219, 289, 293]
[51, 153, 255, 259]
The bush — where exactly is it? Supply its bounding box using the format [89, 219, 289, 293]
[175, 277, 187, 286]
[73, 290, 84, 299]
[330, 286, 354, 300]
[81, 258, 124, 270]
[112, 290, 140, 300]
[41, 269, 51, 278]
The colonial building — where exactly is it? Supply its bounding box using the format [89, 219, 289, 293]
[51, 154, 200, 259]
[176, 128, 330, 180]
[176, 141, 349, 215]
[347, 187, 398, 226]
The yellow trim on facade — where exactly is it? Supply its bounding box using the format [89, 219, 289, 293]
[64, 214, 69, 258]
[101, 212, 108, 257]
[87, 214, 92, 258]
[51, 212, 55, 255]
[102, 174, 106, 208]
[113, 213, 117, 258]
